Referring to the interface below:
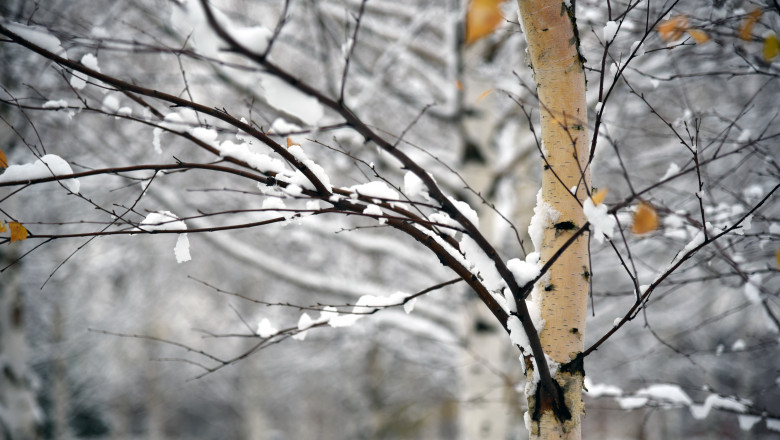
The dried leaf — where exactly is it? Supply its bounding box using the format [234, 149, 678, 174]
[476, 89, 494, 103]
[687, 29, 710, 44]
[591, 188, 608, 205]
[465, 0, 505, 45]
[0, 221, 6, 233]
[0, 149, 7, 168]
[739, 8, 762, 41]
[286, 137, 296, 148]
[9, 222, 28, 242]
[631, 202, 658, 235]
[658, 15, 689, 42]
[456, 80, 464, 91]
[763, 33, 779, 61]
[776, 246, 780, 270]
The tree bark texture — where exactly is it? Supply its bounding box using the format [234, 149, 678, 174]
[516, 0, 590, 438]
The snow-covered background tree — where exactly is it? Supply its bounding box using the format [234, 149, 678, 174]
[0, 0, 778, 438]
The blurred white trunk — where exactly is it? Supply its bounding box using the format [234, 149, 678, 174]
[0, 248, 41, 439]
[457, 50, 532, 438]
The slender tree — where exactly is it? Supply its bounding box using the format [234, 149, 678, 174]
[515, 0, 590, 437]
[0, 0, 778, 438]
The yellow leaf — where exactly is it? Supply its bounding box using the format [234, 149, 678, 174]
[465, 0, 505, 45]
[9, 222, 28, 242]
[476, 89, 494, 103]
[776, 246, 780, 269]
[657, 15, 689, 42]
[763, 33, 779, 61]
[0, 221, 6, 233]
[631, 202, 658, 235]
[591, 188, 608, 205]
[687, 29, 710, 44]
[0, 149, 7, 168]
[739, 8, 762, 41]
[286, 137, 296, 148]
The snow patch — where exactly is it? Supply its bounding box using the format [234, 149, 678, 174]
[217, 140, 287, 174]
[636, 384, 692, 406]
[363, 204, 386, 224]
[327, 292, 409, 328]
[5, 22, 68, 59]
[617, 396, 648, 410]
[738, 415, 761, 431]
[528, 189, 560, 251]
[603, 21, 619, 42]
[584, 377, 623, 397]
[284, 144, 332, 192]
[256, 318, 278, 338]
[174, 234, 191, 263]
[403, 171, 428, 200]
[690, 394, 749, 419]
[350, 181, 398, 200]
[460, 236, 505, 292]
[43, 99, 69, 109]
[507, 252, 541, 286]
[448, 197, 479, 227]
[0, 154, 80, 193]
[583, 198, 615, 243]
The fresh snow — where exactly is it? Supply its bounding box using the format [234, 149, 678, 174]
[262, 197, 286, 210]
[636, 384, 692, 406]
[603, 21, 619, 42]
[217, 140, 287, 174]
[428, 212, 459, 236]
[362, 204, 386, 224]
[448, 197, 479, 227]
[630, 40, 646, 58]
[71, 53, 102, 89]
[507, 315, 528, 350]
[350, 181, 399, 200]
[81, 53, 100, 71]
[229, 25, 273, 53]
[269, 118, 302, 135]
[738, 415, 762, 430]
[690, 394, 749, 419]
[292, 313, 314, 340]
[460, 236, 504, 292]
[584, 377, 623, 397]
[43, 100, 69, 109]
[583, 197, 615, 243]
[617, 396, 649, 410]
[0, 154, 80, 193]
[285, 144, 332, 192]
[507, 252, 540, 286]
[731, 339, 746, 351]
[140, 211, 191, 263]
[140, 211, 187, 231]
[174, 234, 191, 263]
[256, 318, 278, 338]
[661, 162, 680, 180]
[5, 22, 68, 58]
[528, 189, 560, 251]
[403, 171, 427, 199]
[102, 94, 120, 114]
[327, 292, 410, 328]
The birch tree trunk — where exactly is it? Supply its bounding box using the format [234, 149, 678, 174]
[516, 1, 590, 439]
